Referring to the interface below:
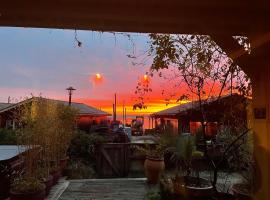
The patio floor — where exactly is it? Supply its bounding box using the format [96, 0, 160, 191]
[45, 173, 242, 200]
[58, 178, 149, 200]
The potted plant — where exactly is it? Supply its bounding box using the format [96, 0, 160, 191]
[10, 100, 46, 200]
[10, 97, 77, 199]
[35, 166, 53, 196]
[230, 134, 254, 200]
[137, 134, 172, 184]
[10, 177, 46, 200]
[144, 145, 165, 184]
[160, 133, 214, 199]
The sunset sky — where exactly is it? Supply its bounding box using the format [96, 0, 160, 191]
[0, 28, 182, 118]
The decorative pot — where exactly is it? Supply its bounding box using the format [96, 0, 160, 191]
[184, 176, 214, 199]
[144, 157, 165, 184]
[10, 184, 46, 200]
[42, 175, 53, 195]
[50, 169, 61, 185]
[231, 183, 252, 200]
[161, 176, 214, 200]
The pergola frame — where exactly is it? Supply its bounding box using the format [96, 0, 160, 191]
[1, 1, 270, 199]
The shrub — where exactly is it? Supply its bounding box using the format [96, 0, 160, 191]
[11, 177, 44, 193]
[11, 97, 77, 193]
[0, 128, 17, 145]
[145, 189, 161, 200]
[68, 131, 107, 162]
[65, 160, 97, 179]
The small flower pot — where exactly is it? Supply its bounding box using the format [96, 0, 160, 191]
[10, 184, 46, 200]
[144, 157, 165, 184]
[42, 175, 53, 196]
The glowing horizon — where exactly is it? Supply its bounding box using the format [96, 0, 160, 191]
[0, 28, 184, 116]
[74, 97, 190, 116]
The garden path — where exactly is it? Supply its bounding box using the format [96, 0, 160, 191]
[58, 178, 148, 200]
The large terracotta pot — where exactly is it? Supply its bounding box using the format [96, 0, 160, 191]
[42, 175, 53, 196]
[10, 184, 46, 200]
[144, 157, 165, 184]
[231, 183, 252, 200]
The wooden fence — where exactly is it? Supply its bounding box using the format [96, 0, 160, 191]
[96, 143, 155, 178]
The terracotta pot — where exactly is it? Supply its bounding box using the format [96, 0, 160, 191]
[144, 157, 165, 184]
[10, 184, 46, 200]
[231, 183, 252, 200]
[160, 177, 217, 200]
[50, 169, 61, 185]
[42, 175, 53, 196]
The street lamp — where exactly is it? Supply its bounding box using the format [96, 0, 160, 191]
[66, 86, 76, 105]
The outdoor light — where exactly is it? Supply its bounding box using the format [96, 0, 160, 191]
[93, 73, 104, 85]
[142, 74, 150, 83]
[143, 74, 148, 81]
[66, 86, 76, 105]
[96, 73, 102, 80]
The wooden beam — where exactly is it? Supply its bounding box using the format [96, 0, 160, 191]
[0, 0, 270, 35]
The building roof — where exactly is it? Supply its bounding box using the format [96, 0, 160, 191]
[151, 101, 196, 118]
[151, 94, 246, 118]
[0, 103, 13, 110]
[0, 98, 110, 117]
[52, 99, 111, 116]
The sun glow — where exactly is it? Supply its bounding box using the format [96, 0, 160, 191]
[142, 74, 150, 84]
[92, 73, 104, 85]
[96, 73, 102, 80]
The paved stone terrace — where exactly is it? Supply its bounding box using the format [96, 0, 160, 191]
[59, 178, 148, 200]
[45, 173, 242, 200]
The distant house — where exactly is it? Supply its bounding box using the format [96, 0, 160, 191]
[150, 94, 249, 136]
[0, 97, 111, 131]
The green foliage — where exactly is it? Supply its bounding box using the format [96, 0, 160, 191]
[34, 166, 50, 181]
[136, 133, 178, 159]
[68, 131, 107, 162]
[13, 97, 78, 190]
[65, 160, 97, 179]
[167, 134, 196, 173]
[11, 177, 43, 193]
[145, 189, 161, 200]
[216, 127, 254, 187]
[0, 128, 17, 145]
[216, 126, 236, 145]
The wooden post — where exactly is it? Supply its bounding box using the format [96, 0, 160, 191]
[250, 66, 270, 200]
